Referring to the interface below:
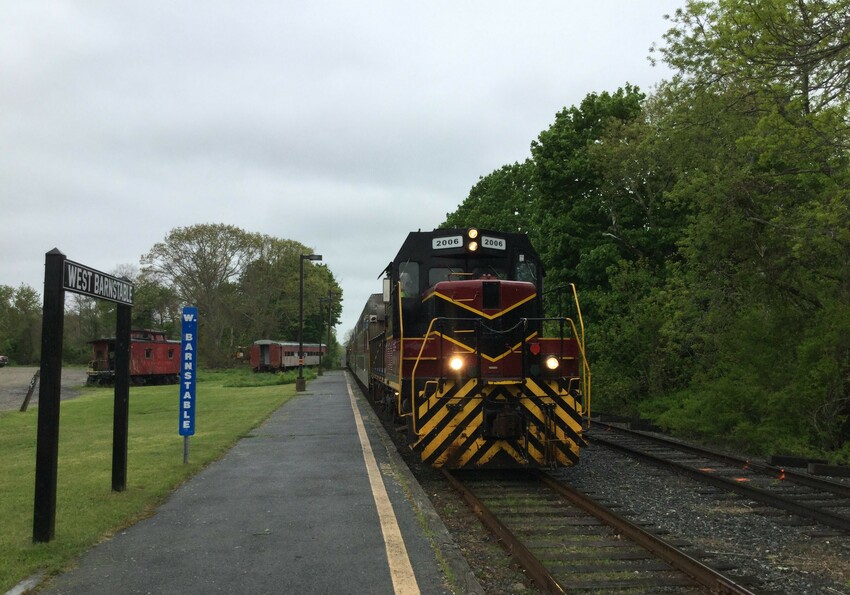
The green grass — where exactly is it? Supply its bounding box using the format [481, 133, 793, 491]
[0, 367, 304, 592]
[200, 366, 316, 387]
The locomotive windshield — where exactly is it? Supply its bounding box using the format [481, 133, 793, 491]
[399, 261, 419, 296]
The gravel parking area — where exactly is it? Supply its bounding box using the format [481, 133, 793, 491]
[0, 366, 88, 412]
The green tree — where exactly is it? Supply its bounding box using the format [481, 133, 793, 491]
[142, 225, 344, 368]
[655, 0, 850, 115]
[0, 285, 42, 364]
[141, 224, 263, 367]
[132, 277, 181, 337]
[63, 294, 117, 364]
[443, 160, 539, 235]
[0, 285, 14, 357]
[236, 236, 343, 350]
[643, 0, 850, 451]
[530, 85, 647, 291]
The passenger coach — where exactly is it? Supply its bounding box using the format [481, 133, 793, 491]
[250, 340, 326, 372]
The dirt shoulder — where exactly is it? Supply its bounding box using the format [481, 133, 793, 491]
[0, 366, 89, 412]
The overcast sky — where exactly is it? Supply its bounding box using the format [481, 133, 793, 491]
[1, 1, 682, 337]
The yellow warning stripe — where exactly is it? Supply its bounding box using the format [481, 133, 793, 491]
[422, 291, 536, 320]
[430, 331, 539, 363]
[346, 380, 420, 595]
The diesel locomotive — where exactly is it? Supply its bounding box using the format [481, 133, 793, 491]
[348, 228, 590, 469]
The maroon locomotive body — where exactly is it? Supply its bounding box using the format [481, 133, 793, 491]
[87, 329, 181, 385]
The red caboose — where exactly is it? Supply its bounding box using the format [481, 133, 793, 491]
[88, 329, 181, 385]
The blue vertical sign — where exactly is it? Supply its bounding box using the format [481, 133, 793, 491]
[179, 306, 198, 436]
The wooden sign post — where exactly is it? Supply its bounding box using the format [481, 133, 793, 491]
[33, 249, 134, 543]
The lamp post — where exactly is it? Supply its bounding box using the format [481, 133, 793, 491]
[298, 253, 322, 392]
[318, 297, 327, 376]
[319, 291, 333, 375]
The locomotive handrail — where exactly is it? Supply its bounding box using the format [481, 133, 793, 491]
[476, 319, 526, 335]
[569, 282, 591, 425]
[563, 316, 591, 423]
[407, 316, 446, 434]
[397, 280, 404, 397]
[531, 282, 592, 424]
[569, 283, 587, 358]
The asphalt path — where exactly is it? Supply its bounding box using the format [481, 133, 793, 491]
[0, 366, 88, 412]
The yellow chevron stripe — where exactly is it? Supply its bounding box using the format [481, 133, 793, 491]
[477, 441, 527, 466]
[524, 377, 549, 397]
[449, 438, 485, 468]
[432, 331, 539, 363]
[524, 378, 585, 435]
[416, 378, 478, 419]
[419, 399, 481, 461]
[422, 291, 536, 320]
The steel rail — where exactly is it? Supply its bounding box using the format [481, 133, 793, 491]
[441, 469, 566, 594]
[591, 420, 850, 498]
[592, 433, 850, 533]
[444, 469, 754, 594]
[534, 471, 755, 595]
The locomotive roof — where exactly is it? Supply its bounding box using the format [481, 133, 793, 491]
[389, 228, 542, 268]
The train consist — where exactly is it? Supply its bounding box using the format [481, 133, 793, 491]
[250, 340, 326, 372]
[347, 227, 591, 469]
[87, 329, 181, 385]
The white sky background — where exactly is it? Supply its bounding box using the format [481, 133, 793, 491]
[0, 1, 683, 338]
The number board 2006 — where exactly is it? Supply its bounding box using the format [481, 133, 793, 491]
[432, 236, 463, 249]
[481, 236, 506, 250]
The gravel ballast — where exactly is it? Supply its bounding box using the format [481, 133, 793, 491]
[418, 440, 850, 594]
[553, 444, 850, 594]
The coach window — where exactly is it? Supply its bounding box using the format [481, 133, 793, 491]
[167, 349, 174, 359]
[145, 348, 153, 359]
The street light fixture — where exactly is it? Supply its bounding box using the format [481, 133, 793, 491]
[297, 253, 322, 392]
[319, 291, 333, 375]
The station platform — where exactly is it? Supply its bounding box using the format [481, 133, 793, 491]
[37, 371, 483, 594]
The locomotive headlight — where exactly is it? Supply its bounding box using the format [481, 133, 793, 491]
[449, 355, 464, 371]
[468, 228, 479, 239]
[468, 241, 479, 252]
[544, 355, 560, 371]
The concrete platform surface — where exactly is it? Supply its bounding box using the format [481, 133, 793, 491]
[36, 371, 482, 595]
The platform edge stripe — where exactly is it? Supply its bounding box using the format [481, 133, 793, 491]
[346, 380, 421, 595]
[345, 372, 486, 595]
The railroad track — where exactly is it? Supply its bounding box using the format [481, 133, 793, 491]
[590, 420, 850, 534]
[442, 469, 754, 594]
